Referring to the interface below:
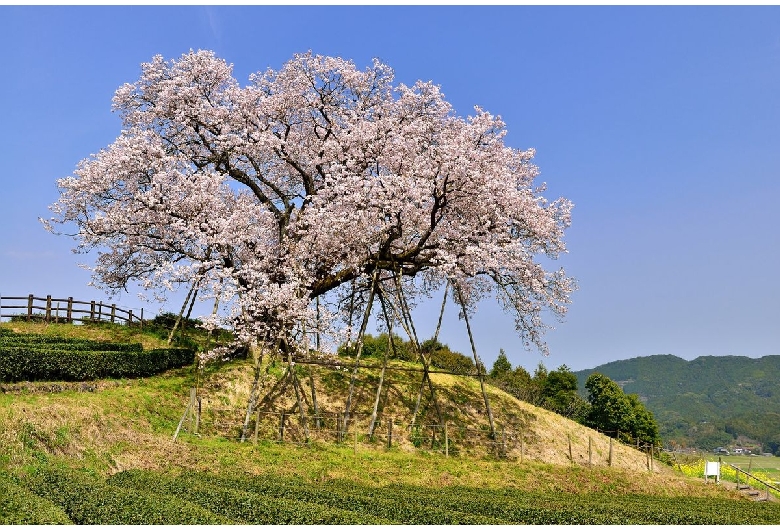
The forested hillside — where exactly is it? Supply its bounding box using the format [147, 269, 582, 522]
[574, 355, 780, 453]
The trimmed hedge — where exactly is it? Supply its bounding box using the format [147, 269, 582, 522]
[0, 334, 143, 351]
[0, 472, 72, 524]
[365, 483, 780, 525]
[0, 344, 194, 382]
[23, 466, 232, 524]
[175, 470, 507, 524]
[107, 469, 395, 525]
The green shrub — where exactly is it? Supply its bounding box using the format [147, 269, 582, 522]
[175, 471, 507, 524]
[0, 472, 71, 524]
[108, 469, 394, 524]
[23, 466, 231, 524]
[0, 345, 194, 382]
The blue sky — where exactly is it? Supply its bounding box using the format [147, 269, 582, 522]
[1, 6, 779, 372]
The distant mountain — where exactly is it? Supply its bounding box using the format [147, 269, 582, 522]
[574, 355, 780, 454]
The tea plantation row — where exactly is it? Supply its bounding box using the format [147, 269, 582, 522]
[3, 466, 779, 524]
[0, 330, 193, 382]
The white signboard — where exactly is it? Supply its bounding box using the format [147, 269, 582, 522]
[704, 461, 720, 483]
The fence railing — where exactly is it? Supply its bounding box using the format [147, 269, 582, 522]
[0, 294, 145, 327]
[723, 460, 780, 501]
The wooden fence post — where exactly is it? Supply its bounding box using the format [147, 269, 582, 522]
[27, 294, 33, 321]
[128, 309, 134, 325]
[110, 304, 116, 323]
[254, 408, 260, 444]
[45, 295, 52, 322]
[195, 395, 201, 435]
[445, 422, 449, 457]
[608, 437, 613, 467]
[387, 417, 393, 448]
[67, 297, 73, 323]
[588, 436, 592, 466]
[520, 432, 525, 464]
[90, 301, 95, 321]
[98, 301, 103, 321]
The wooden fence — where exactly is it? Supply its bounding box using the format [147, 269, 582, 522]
[0, 294, 145, 327]
[173, 389, 660, 469]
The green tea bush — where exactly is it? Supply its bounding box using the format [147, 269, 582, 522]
[179, 471, 506, 524]
[108, 469, 393, 524]
[23, 466, 231, 524]
[374, 484, 780, 524]
[0, 472, 72, 524]
[0, 345, 194, 382]
[0, 333, 143, 352]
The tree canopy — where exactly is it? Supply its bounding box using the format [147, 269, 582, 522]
[44, 50, 574, 356]
[584, 373, 660, 446]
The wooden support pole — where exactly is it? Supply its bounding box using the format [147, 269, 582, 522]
[445, 422, 449, 457]
[111, 304, 116, 323]
[67, 297, 73, 323]
[90, 301, 95, 321]
[173, 399, 192, 442]
[568, 434, 573, 463]
[608, 437, 613, 467]
[588, 436, 592, 466]
[187, 388, 196, 433]
[27, 294, 33, 321]
[45, 295, 52, 322]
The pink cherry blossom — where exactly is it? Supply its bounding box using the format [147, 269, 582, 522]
[44, 50, 575, 357]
